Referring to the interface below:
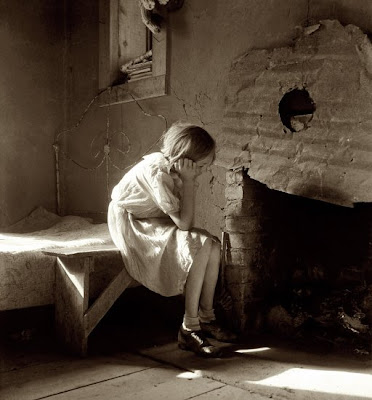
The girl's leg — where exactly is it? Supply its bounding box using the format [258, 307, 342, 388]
[198, 240, 238, 342]
[199, 240, 220, 311]
[179, 238, 221, 357]
[184, 238, 213, 321]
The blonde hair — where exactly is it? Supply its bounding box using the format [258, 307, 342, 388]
[161, 122, 215, 165]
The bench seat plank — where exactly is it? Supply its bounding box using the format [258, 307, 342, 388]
[43, 243, 120, 258]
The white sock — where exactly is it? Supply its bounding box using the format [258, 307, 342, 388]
[182, 315, 200, 331]
[198, 307, 216, 324]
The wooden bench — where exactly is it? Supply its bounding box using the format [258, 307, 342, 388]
[43, 244, 135, 356]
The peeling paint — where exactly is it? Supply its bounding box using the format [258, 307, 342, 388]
[222, 20, 372, 206]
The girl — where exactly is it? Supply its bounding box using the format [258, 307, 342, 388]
[108, 122, 236, 357]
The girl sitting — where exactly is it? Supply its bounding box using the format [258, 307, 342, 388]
[108, 122, 236, 357]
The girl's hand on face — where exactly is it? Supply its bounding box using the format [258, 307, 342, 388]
[174, 158, 199, 181]
[196, 165, 210, 177]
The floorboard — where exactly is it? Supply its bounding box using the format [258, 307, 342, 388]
[44, 366, 224, 400]
[0, 353, 158, 400]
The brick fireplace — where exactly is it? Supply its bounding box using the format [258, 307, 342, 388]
[219, 20, 372, 354]
[224, 168, 372, 354]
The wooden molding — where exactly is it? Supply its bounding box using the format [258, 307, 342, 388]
[99, 0, 168, 105]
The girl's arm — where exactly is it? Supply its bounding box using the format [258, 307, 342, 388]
[168, 158, 198, 231]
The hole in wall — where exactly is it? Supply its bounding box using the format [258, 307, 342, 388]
[279, 88, 316, 132]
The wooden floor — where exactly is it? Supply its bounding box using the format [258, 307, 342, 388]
[0, 348, 230, 400]
[0, 288, 233, 400]
[1, 288, 372, 400]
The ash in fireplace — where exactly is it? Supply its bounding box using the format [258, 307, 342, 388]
[265, 279, 372, 356]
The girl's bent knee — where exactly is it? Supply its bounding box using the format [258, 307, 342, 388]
[210, 240, 221, 261]
[203, 237, 213, 251]
[201, 238, 220, 261]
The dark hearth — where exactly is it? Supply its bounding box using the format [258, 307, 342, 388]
[223, 169, 372, 356]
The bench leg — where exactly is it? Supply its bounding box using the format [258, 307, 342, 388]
[55, 257, 91, 356]
[85, 267, 134, 337]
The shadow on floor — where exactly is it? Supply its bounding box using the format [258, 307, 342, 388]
[88, 286, 185, 355]
[0, 286, 185, 368]
[1, 285, 370, 370]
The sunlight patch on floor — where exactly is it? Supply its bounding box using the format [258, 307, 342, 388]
[247, 367, 372, 398]
[177, 370, 203, 380]
[235, 347, 271, 354]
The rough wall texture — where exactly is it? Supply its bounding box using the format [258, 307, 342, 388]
[224, 169, 277, 330]
[0, 0, 366, 332]
[0, 1, 64, 227]
[224, 168, 372, 331]
[1, 1, 371, 231]
[222, 20, 372, 207]
[62, 0, 372, 233]
[62, 0, 310, 232]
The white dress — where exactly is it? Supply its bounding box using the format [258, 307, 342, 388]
[108, 152, 217, 296]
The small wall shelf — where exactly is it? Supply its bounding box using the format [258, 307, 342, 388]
[99, 0, 167, 105]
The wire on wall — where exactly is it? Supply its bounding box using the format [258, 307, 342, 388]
[53, 85, 168, 216]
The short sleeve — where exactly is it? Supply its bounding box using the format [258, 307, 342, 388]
[150, 171, 180, 214]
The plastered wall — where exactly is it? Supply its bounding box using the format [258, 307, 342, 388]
[62, 0, 372, 237]
[0, 0, 64, 228]
[63, 0, 309, 232]
[222, 20, 372, 207]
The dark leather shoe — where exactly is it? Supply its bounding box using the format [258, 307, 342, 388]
[200, 321, 237, 342]
[178, 326, 221, 358]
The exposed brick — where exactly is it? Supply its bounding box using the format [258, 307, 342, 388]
[228, 232, 268, 250]
[226, 285, 266, 331]
[242, 179, 272, 201]
[225, 265, 258, 284]
[227, 248, 261, 267]
[226, 169, 244, 185]
[224, 199, 264, 218]
[225, 216, 266, 234]
[225, 185, 243, 200]
[231, 302, 249, 332]
[227, 282, 255, 304]
[222, 20, 372, 206]
[224, 199, 243, 217]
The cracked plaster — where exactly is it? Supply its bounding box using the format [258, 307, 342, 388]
[221, 20, 372, 207]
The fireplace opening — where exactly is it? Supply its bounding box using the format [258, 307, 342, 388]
[222, 20, 372, 355]
[265, 193, 371, 355]
[224, 170, 372, 356]
[279, 88, 316, 132]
